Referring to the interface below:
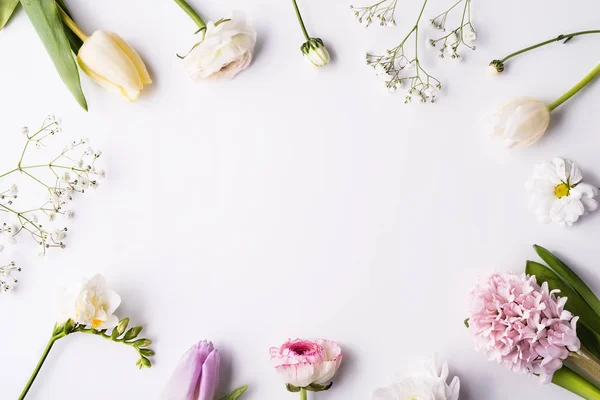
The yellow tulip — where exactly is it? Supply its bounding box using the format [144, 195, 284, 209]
[77, 31, 152, 102]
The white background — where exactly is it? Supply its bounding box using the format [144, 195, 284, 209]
[0, 0, 599, 399]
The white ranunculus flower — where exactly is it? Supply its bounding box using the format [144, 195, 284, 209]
[526, 157, 599, 227]
[77, 31, 152, 101]
[58, 274, 121, 329]
[183, 11, 257, 80]
[372, 358, 460, 400]
[488, 97, 550, 148]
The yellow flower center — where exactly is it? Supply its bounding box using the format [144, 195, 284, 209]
[555, 183, 570, 199]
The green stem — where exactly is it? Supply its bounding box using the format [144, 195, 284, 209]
[56, 5, 88, 41]
[553, 367, 600, 399]
[500, 30, 600, 63]
[173, 0, 206, 30]
[299, 388, 307, 400]
[548, 63, 600, 111]
[19, 332, 65, 400]
[291, 0, 310, 41]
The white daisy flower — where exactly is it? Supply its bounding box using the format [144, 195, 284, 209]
[372, 357, 460, 400]
[526, 157, 599, 227]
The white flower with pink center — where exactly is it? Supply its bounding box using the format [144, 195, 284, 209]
[270, 338, 343, 391]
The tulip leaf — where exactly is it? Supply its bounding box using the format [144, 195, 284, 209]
[526, 261, 600, 336]
[0, 0, 19, 29]
[54, 0, 82, 52]
[534, 245, 600, 319]
[219, 385, 248, 400]
[20, 0, 87, 110]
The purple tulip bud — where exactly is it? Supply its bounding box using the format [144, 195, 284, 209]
[161, 340, 221, 400]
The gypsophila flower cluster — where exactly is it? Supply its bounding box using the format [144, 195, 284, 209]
[0, 115, 104, 255]
[366, 1, 441, 102]
[428, 0, 476, 60]
[0, 261, 20, 293]
[350, 0, 398, 27]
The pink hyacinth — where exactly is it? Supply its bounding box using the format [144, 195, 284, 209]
[468, 273, 580, 383]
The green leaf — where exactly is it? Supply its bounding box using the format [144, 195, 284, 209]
[219, 385, 248, 400]
[578, 323, 600, 361]
[534, 245, 600, 319]
[464, 318, 469, 328]
[552, 367, 600, 398]
[20, 0, 87, 110]
[53, 0, 82, 52]
[0, 0, 20, 29]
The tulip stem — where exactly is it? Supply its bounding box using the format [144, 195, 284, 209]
[548, 63, 600, 112]
[498, 30, 600, 64]
[291, 0, 311, 41]
[173, 0, 206, 30]
[56, 4, 88, 41]
[18, 331, 65, 400]
[299, 388, 307, 400]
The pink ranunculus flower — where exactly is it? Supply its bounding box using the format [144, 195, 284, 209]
[270, 339, 343, 390]
[468, 273, 580, 383]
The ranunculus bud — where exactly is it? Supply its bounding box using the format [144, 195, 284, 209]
[160, 340, 220, 400]
[270, 339, 342, 389]
[488, 60, 504, 76]
[301, 38, 331, 67]
[488, 97, 550, 148]
[77, 31, 152, 102]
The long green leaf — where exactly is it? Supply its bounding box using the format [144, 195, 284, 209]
[526, 261, 600, 336]
[0, 0, 20, 29]
[535, 245, 600, 319]
[54, 0, 82, 52]
[20, 0, 87, 110]
[219, 385, 248, 400]
[553, 367, 600, 399]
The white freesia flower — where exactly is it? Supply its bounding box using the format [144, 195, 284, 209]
[77, 31, 152, 101]
[526, 158, 599, 227]
[372, 358, 460, 400]
[183, 12, 257, 80]
[58, 274, 121, 329]
[488, 97, 550, 148]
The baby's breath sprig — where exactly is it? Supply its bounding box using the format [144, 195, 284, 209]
[0, 261, 20, 293]
[0, 115, 104, 255]
[350, 0, 398, 27]
[428, 0, 476, 61]
[366, 0, 441, 103]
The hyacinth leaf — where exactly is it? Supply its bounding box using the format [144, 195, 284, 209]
[526, 261, 600, 336]
[54, 0, 82, 52]
[0, 0, 19, 29]
[578, 323, 600, 362]
[20, 0, 88, 111]
[219, 385, 248, 400]
[553, 367, 600, 399]
[534, 245, 600, 319]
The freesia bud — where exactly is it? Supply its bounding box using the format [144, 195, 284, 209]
[77, 31, 152, 101]
[161, 340, 220, 400]
[488, 60, 504, 76]
[301, 38, 331, 67]
[488, 98, 550, 148]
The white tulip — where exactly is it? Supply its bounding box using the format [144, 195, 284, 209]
[488, 97, 550, 148]
[302, 38, 331, 67]
[183, 12, 257, 80]
[58, 274, 121, 329]
[77, 31, 152, 102]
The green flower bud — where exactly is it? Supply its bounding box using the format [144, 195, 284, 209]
[132, 338, 152, 348]
[116, 318, 130, 335]
[124, 326, 143, 341]
[301, 38, 331, 67]
[488, 60, 504, 76]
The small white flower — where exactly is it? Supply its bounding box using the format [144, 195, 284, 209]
[64, 210, 74, 219]
[52, 229, 66, 241]
[58, 274, 121, 329]
[48, 212, 57, 222]
[463, 27, 476, 42]
[21, 126, 29, 136]
[9, 184, 18, 195]
[62, 172, 71, 182]
[373, 357, 460, 400]
[526, 158, 599, 227]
